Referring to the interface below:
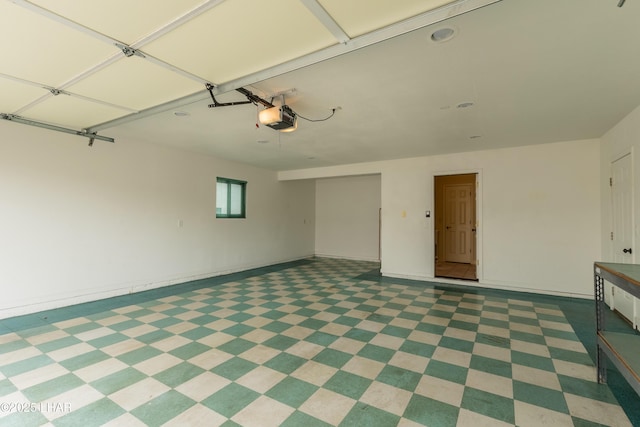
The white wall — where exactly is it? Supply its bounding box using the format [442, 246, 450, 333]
[0, 121, 315, 318]
[601, 104, 640, 262]
[315, 175, 381, 261]
[282, 138, 602, 297]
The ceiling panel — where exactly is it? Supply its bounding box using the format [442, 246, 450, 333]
[144, 0, 337, 84]
[0, 1, 116, 87]
[23, 95, 130, 129]
[0, 79, 49, 113]
[66, 57, 204, 111]
[28, 0, 206, 45]
[319, 0, 456, 38]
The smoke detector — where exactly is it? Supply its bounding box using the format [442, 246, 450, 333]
[431, 27, 456, 43]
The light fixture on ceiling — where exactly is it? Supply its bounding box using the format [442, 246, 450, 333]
[206, 84, 335, 132]
[281, 120, 298, 133]
[258, 105, 297, 132]
[431, 27, 456, 43]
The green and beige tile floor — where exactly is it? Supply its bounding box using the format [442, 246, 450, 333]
[0, 258, 637, 426]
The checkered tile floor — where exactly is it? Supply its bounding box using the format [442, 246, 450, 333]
[0, 258, 633, 426]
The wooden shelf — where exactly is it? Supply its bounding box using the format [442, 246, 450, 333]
[595, 262, 640, 397]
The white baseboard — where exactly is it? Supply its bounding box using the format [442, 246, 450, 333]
[314, 253, 380, 263]
[0, 255, 314, 320]
[1, 256, 590, 321]
[381, 271, 592, 300]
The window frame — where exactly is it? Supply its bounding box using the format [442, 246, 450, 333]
[216, 177, 247, 219]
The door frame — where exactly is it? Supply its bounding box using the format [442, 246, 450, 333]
[432, 169, 483, 281]
[608, 149, 635, 325]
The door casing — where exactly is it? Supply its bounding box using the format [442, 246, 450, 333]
[434, 172, 480, 280]
[609, 152, 635, 325]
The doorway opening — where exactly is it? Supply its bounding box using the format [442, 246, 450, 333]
[434, 173, 478, 281]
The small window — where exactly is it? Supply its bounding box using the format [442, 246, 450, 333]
[216, 177, 246, 218]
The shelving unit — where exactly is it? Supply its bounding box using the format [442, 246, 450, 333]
[594, 262, 640, 396]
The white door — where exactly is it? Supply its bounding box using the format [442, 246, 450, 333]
[444, 184, 473, 263]
[610, 154, 634, 323]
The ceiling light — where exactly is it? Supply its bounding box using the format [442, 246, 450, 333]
[280, 118, 298, 133]
[259, 105, 297, 132]
[258, 106, 280, 125]
[431, 27, 455, 43]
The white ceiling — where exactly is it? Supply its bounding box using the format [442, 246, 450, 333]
[1, 0, 639, 171]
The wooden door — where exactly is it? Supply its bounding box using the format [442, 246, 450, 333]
[444, 183, 473, 263]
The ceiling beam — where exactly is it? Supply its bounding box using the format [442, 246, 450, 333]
[88, 0, 503, 133]
[2, 65, 139, 116]
[299, 0, 350, 44]
[0, 113, 115, 143]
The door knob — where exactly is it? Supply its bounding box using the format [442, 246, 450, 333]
[623, 248, 633, 254]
